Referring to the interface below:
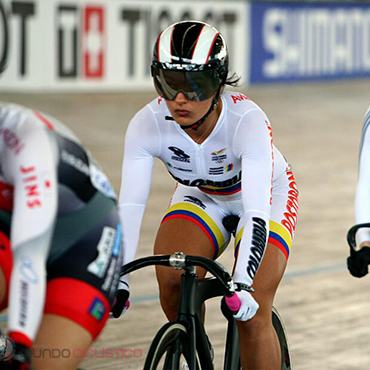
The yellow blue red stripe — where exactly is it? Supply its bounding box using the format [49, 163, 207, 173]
[234, 227, 244, 259]
[198, 181, 241, 195]
[233, 220, 292, 261]
[225, 163, 234, 172]
[268, 220, 292, 259]
[161, 203, 226, 259]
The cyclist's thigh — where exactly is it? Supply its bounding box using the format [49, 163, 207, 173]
[154, 185, 231, 277]
[155, 184, 232, 258]
[33, 314, 92, 370]
[45, 198, 123, 341]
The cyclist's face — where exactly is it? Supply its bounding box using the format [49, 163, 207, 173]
[165, 92, 215, 126]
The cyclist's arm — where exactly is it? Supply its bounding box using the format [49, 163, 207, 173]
[3, 118, 58, 346]
[232, 109, 273, 286]
[355, 108, 370, 246]
[118, 108, 160, 280]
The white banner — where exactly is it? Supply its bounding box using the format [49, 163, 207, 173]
[0, 0, 248, 92]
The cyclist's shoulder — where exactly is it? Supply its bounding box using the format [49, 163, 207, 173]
[221, 91, 262, 115]
[127, 97, 167, 137]
[132, 96, 168, 120]
[221, 92, 269, 136]
[0, 102, 81, 144]
[0, 101, 34, 129]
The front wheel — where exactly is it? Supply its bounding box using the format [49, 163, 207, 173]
[272, 307, 291, 370]
[144, 322, 199, 370]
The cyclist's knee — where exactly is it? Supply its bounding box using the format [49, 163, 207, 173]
[157, 275, 181, 321]
[237, 309, 272, 336]
[158, 272, 181, 299]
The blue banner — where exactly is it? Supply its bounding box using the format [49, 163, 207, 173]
[249, 2, 370, 83]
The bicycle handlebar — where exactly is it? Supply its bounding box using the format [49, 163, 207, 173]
[121, 252, 236, 296]
[347, 223, 370, 257]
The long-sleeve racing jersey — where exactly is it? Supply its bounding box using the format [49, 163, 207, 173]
[119, 91, 288, 285]
[0, 102, 116, 346]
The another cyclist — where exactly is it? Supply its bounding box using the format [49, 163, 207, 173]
[348, 105, 370, 277]
[0, 102, 125, 370]
[118, 21, 298, 369]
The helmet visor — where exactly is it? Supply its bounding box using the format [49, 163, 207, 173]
[152, 68, 220, 102]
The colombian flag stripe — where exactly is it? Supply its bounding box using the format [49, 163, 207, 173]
[233, 220, 292, 261]
[161, 203, 226, 258]
[198, 182, 241, 195]
[269, 220, 291, 259]
[234, 227, 244, 259]
[268, 232, 289, 259]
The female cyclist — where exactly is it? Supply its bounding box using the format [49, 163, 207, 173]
[0, 102, 125, 370]
[117, 20, 298, 369]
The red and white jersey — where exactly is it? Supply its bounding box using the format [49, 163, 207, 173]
[119, 91, 289, 284]
[0, 102, 116, 345]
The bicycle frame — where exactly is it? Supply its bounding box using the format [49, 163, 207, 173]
[122, 253, 290, 370]
[175, 267, 240, 369]
[122, 253, 240, 369]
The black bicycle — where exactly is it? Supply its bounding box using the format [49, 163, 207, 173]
[121, 252, 291, 369]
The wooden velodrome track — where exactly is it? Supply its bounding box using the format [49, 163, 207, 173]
[1, 78, 370, 369]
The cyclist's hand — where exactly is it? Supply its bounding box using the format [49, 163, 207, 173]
[347, 246, 370, 278]
[110, 280, 130, 318]
[225, 285, 259, 322]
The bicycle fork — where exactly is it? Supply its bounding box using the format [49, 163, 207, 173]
[177, 270, 214, 369]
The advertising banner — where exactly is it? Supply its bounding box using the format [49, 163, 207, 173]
[0, 0, 247, 92]
[250, 2, 370, 83]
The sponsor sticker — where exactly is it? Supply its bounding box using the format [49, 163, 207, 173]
[184, 196, 206, 209]
[168, 147, 191, 163]
[88, 227, 116, 278]
[211, 148, 227, 163]
[89, 297, 106, 321]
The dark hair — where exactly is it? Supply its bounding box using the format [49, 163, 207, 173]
[225, 72, 241, 87]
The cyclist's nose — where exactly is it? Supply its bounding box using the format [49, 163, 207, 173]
[173, 91, 189, 103]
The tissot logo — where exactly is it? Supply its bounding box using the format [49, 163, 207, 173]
[168, 146, 190, 163]
[58, 5, 105, 78]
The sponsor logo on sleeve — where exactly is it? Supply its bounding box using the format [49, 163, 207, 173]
[246, 217, 267, 281]
[88, 227, 116, 278]
[20, 165, 41, 208]
[0, 128, 25, 155]
[281, 170, 298, 238]
[231, 93, 251, 104]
